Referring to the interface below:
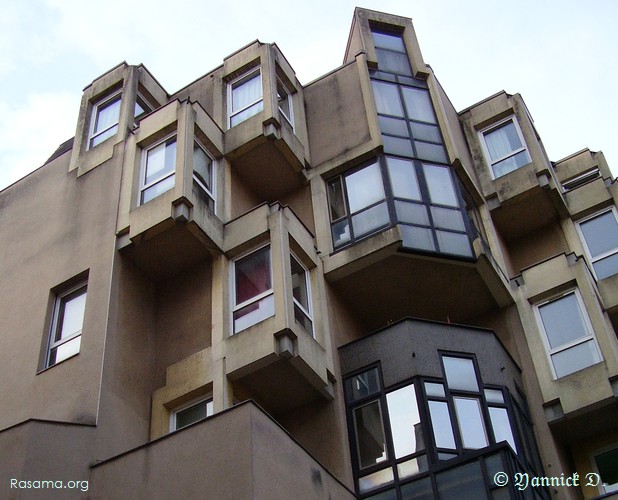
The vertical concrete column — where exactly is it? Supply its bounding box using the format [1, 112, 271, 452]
[211, 253, 233, 411]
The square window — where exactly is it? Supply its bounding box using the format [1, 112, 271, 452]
[89, 93, 121, 149]
[46, 282, 87, 368]
[578, 208, 618, 280]
[536, 290, 602, 378]
[277, 78, 293, 126]
[140, 136, 176, 205]
[228, 69, 263, 128]
[232, 246, 274, 333]
[290, 255, 313, 335]
[480, 118, 531, 178]
[170, 397, 213, 431]
[593, 446, 618, 493]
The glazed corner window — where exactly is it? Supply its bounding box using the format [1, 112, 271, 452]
[171, 397, 213, 432]
[89, 93, 121, 149]
[228, 69, 263, 128]
[140, 136, 176, 205]
[578, 208, 618, 280]
[290, 255, 312, 335]
[277, 78, 293, 125]
[536, 290, 602, 378]
[232, 246, 274, 333]
[47, 283, 87, 368]
[480, 118, 531, 178]
[134, 93, 151, 121]
[193, 141, 215, 210]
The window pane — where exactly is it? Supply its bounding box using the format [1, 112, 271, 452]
[372, 81, 404, 117]
[332, 219, 351, 248]
[372, 31, 406, 52]
[346, 367, 381, 402]
[176, 399, 212, 430]
[375, 48, 412, 75]
[485, 453, 505, 485]
[58, 291, 87, 341]
[352, 202, 389, 238]
[423, 164, 458, 207]
[492, 150, 530, 178]
[443, 357, 479, 392]
[142, 176, 174, 204]
[454, 397, 488, 449]
[277, 80, 291, 121]
[424, 382, 445, 398]
[593, 253, 618, 280]
[552, 340, 601, 378]
[431, 207, 466, 231]
[379, 116, 409, 137]
[290, 256, 309, 307]
[436, 230, 473, 257]
[415, 141, 448, 163]
[294, 304, 313, 333]
[428, 401, 456, 449]
[397, 455, 429, 479]
[235, 247, 271, 305]
[595, 447, 618, 493]
[145, 139, 176, 184]
[538, 293, 590, 349]
[358, 468, 394, 494]
[489, 407, 517, 453]
[328, 178, 346, 220]
[346, 163, 385, 213]
[90, 126, 117, 148]
[436, 461, 487, 500]
[401, 87, 436, 123]
[232, 71, 261, 112]
[94, 96, 121, 134]
[400, 476, 433, 500]
[354, 401, 388, 468]
[395, 201, 429, 226]
[580, 211, 618, 258]
[193, 143, 212, 191]
[484, 121, 523, 161]
[401, 225, 435, 252]
[383, 135, 414, 157]
[386, 384, 424, 458]
[484, 389, 505, 404]
[386, 157, 421, 200]
[233, 294, 275, 333]
[230, 101, 263, 127]
[410, 122, 441, 143]
[49, 336, 81, 365]
[366, 488, 397, 500]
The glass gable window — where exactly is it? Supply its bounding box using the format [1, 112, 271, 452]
[47, 282, 87, 368]
[171, 397, 213, 431]
[480, 118, 531, 178]
[290, 255, 313, 335]
[578, 208, 618, 280]
[89, 93, 121, 149]
[536, 290, 602, 378]
[232, 246, 274, 333]
[327, 157, 473, 258]
[193, 141, 215, 211]
[229, 69, 263, 128]
[140, 136, 176, 205]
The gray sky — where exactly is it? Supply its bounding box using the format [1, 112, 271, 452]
[1, 0, 616, 190]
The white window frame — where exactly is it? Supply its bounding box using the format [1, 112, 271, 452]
[138, 134, 177, 206]
[231, 244, 274, 334]
[169, 396, 213, 432]
[576, 207, 618, 281]
[192, 140, 216, 212]
[534, 289, 602, 379]
[479, 117, 531, 179]
[290, 253, 313, 337]
[276, 77, 294, 128]
[46, 282, 88, 368]
[88, 91, 122, 150]
[227, 68, 263, 128]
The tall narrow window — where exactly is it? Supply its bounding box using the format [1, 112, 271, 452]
[47, 283, 87, 367]
[277, 78, 293, 126]
[89, 93, 121, 149]
[578, 208, 618, 280]
[232, 246, 274, 333]
[536, 290, 602, 378]
[480, 118, 531, 178]
[193, 141, 215, 211]
[228, 69, 263, 127]
[140, 136, 176, 204]
[290, 255, 313, 335]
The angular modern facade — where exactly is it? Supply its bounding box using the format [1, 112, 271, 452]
[1, 8, 617, 500]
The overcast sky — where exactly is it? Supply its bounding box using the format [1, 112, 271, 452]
[1, 0, 616, 190]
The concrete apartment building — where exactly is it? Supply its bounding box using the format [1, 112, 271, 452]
[1, 7, 617, 499]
